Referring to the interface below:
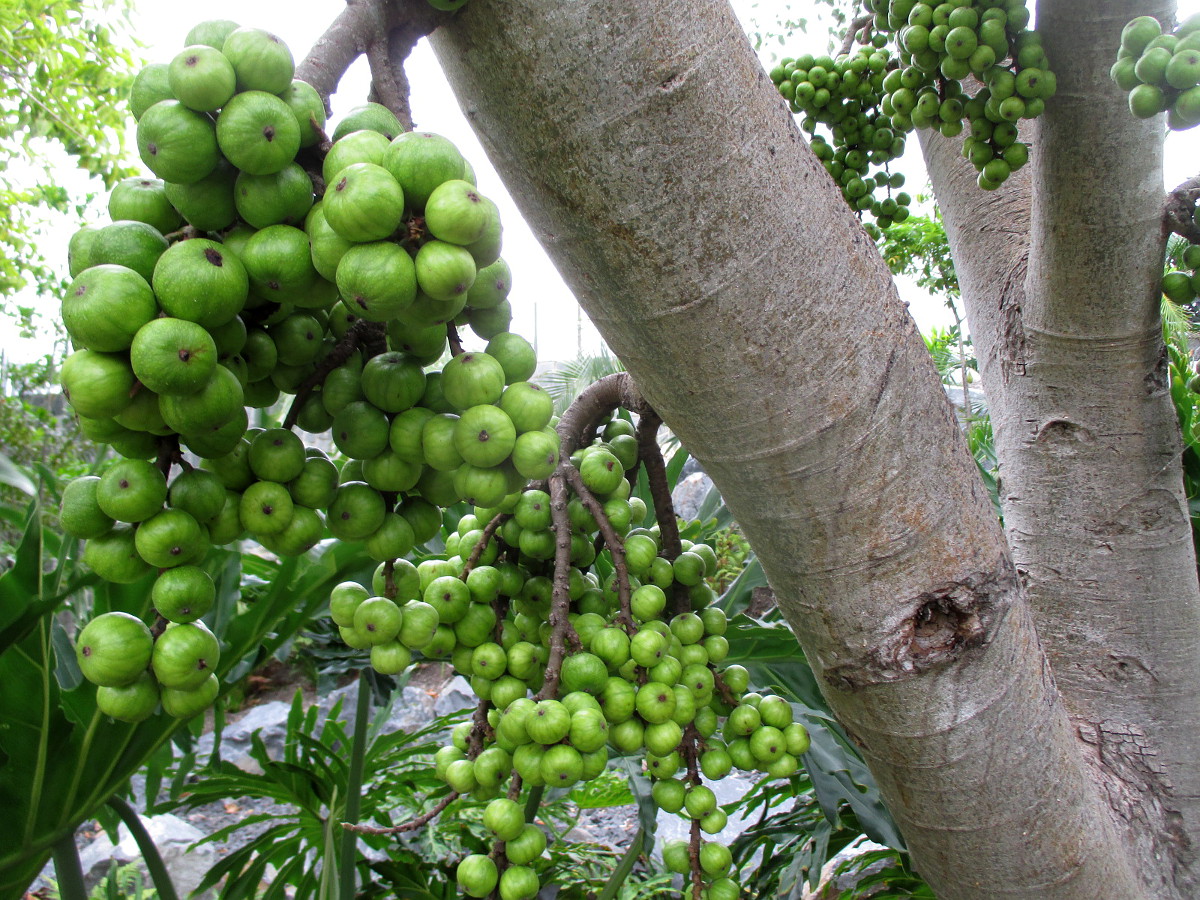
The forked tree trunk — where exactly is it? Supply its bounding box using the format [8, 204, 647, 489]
[421, 0, 1177, 896]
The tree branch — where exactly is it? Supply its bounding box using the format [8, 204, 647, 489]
[461, 512, 507, 577]
[840, 13, 872, 55]
[282, 319, 383, 430]
[155, 433, 182, 478]
[635, 409, 689, 614]
[430, 1, 1151, 892]
[562, 463, 634, 633]
[1166, 175, 1200, 246]
[295, 0, 443, 117]
[383, 559, 397, 600]
[555, 372, 650, 458]
[342, 792, 457, 835]
[365, 0, 412, 129]
[467, 694, 492, 759]
[536, 468, 578, 699]
[447, 322, 466, 357]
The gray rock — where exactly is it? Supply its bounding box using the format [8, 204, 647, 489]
[672, 471, 715, 522]
[434, 676, 477, 717]
[566, 805, 639, 849]
[194, 699, 292, 766]
[49, 671, 474, 899]
[384, 685, 440, 734]
[315, 682, 441, 738]
[76, 814, 215, 898]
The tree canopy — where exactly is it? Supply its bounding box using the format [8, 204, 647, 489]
[0, 0, 137, 308]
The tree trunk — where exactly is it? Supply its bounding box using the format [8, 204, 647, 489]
[922, 2, 1200, 895]
[429, 0, 1152, 895]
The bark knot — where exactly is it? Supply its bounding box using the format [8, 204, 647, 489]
[1033, 417, 1093, 449]
[909, 594, 984, 661]
[823, 563, 1015, 691]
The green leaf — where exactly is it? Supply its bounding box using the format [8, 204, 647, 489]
[0, 451, 35, 495]
[0, 498, 48, 652]
[716, 556, 767, 618]
[569, 768, 636, 809]
[612, 756, 657, 854]
[665, 446, 690, 491]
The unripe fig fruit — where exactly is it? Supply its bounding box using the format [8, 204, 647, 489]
[152, 621, 221, 690]
[168, 45, 236, 112]
[137, 100, 220, 184]
[323, 163, 405, 242]
[97, 670, 160, 722]
[217, 90, 301, 175]
[76, 611, 153, 686]
[221, 27, 295, 94]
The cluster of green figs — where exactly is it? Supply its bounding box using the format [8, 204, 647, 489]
[326, 412, 810, 900]
[1164, 242, 1200, 305]
[58, 19, 531, 721]
[772, 0, 1056, 237]
[1111, 13, 1200, 128]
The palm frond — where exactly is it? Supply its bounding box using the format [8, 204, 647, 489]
[1162, 297, 1197, 359]
[537, 347, 626, 414]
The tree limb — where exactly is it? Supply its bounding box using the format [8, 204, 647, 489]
[282, 319, 382, 430]
[840, 13, 872, 56]
[296, 0, 443, 116]
[1166, 175, 1200, 246]
[342, 793, 457, 835]
[365, 0, 412, 129]
[537, 468, 577, 700]
[555, 372, 650, 458]
[431, 0, 1149, 893]
[562, 463, 634, 633]
[460, 512, 507, 577]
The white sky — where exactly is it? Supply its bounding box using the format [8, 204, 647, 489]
[3, 0, 1199, 367]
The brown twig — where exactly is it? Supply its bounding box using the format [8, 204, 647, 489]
[1165, 175, 1200, 246]
[383, 559, 397, 600]
[635, 410, 689, 614]
[310, 116, 333, 157]
[549, 470, 582, 649]
[536, 468, 580, 699]
[490, 593, 510, 645]
[447, 322, 466, 358]
[681, 722, 704, 898]
[468, 695, 492, 759]
[162, 225, 202, 244]
[154, 434, 181, 478]
[149, 613, 169, 639]
[281, 319, 381, 429]
[366, 18, 412, 130]
[295, 0, 443, 116]
[461, 512, 508, 578]
[840, 13, 873, 55]
[711, 670, 738, 708]
[689, 817, 703, 900]
[342, 792, 457, 835]
[562, 464, 635, 634]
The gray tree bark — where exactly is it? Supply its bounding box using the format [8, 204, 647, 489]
[422, 0, 1173, 896]
[922, 2, 1200, 896]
